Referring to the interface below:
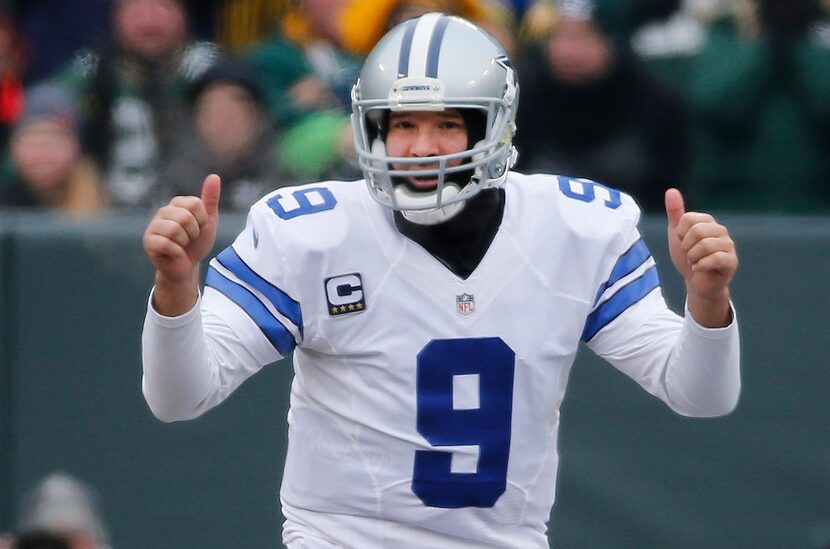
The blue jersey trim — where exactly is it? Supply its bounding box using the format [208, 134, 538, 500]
[593, 239, 652, 305]
[215, 247, 303, 337]
[205, 267, 296, 356]
[582, 266, 660, 342]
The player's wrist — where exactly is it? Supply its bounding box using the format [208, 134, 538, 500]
[686, 288, 732, 328]
[152, 269, 200, 316]
[685, 282, 730, 303]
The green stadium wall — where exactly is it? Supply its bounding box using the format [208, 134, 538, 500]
[0, 210, 827, 548]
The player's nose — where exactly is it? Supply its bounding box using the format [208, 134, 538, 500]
[409, 128, 441, 158]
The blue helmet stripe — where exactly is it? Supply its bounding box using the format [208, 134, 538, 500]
[425, 15, 450, 78]
[397, 18, 418, 78]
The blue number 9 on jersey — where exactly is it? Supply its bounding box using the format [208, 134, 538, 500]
[558, 176, 622, 209]
[413, 337, 516, 508]
[267, 187, 337, 219]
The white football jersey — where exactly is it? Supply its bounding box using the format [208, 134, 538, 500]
[144, 171, 740, 548]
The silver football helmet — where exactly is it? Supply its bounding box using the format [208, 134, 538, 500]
[351, 12, 519, 224]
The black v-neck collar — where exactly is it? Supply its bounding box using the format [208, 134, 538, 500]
[393, 189, 506, 279]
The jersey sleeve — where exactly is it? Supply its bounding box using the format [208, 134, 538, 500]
[202, 204, 303, 366]
[584, 222, 741, 417]
[142, 291, 266, 422]
[580, 225, 663, 345]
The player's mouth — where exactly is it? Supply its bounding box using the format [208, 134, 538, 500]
[404, 175, 440, 191]
[391, 163, 442, 191]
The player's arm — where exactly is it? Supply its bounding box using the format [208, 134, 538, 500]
[664, 188, 737, 328]
[586, 190, 741, 417]
[142, 175, 223, 422]
[142, 177, 291, 422]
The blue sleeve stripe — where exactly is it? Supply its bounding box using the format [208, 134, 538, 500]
[609, 239, 651, 285]
[215, 246, 303, 337]
[205, 267, 296, 356]
[582, 266, 660, 342]
[593, 239, 652, 305]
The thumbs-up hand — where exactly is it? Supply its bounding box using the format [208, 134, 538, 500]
[143, 174, 222, 315]
[665, 188, 738, 327]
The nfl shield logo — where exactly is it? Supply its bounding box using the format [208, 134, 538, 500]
[456, 293, 475, 316]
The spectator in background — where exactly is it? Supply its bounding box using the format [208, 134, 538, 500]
[685, 0, 830, 213]
[13, 472, 111, 549]
[246, 0, 363, 182]
[0, 83, 107, 214]
[514, 0, 688, 212]
[51, 0, 219, 208]
[0, 12, 25, 153]
[157, 55, 291, 211]
[520, 0, 684, 46]
[13, 0, 112, 85]
[14, 0, 217, 84]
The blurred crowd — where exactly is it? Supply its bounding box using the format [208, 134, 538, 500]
[0, 0, 828, 220]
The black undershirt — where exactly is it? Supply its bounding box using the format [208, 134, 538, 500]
[393, 188, 506, 279]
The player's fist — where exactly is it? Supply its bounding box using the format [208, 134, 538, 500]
[143, 174, 221, 284]
[665, 188, 738, 301]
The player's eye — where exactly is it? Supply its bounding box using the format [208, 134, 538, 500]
[390, 119, 414, 131]
[439, 120, 465, 131]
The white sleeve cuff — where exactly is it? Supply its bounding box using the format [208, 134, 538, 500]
[683, 299, 738, 338]
[146, 286, 202, 327]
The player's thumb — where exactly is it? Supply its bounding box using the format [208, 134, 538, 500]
[201, 174, 222, 219]
[665, 188, 685, 232]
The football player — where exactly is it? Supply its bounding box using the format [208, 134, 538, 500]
[142, 13, 740, 548]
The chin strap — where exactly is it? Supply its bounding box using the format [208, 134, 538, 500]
[395, 183, 466, 225]
[400, 205, 466, 225]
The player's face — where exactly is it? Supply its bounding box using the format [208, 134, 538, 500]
[385, 109, 468, 191]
